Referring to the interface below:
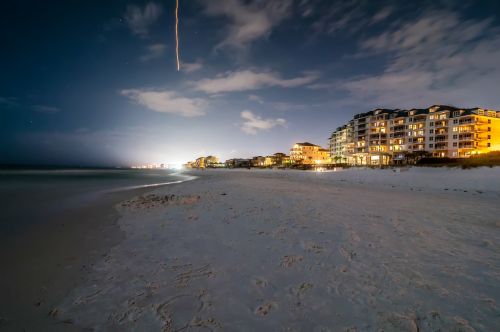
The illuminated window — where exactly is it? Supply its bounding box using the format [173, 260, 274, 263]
[429, 115, 434, 120]
[452, 127, 458, 132]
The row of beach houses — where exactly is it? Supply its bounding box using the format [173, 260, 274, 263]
[186, 105, 500, 168]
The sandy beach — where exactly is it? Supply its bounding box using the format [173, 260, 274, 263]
[2, 167, 500, 331]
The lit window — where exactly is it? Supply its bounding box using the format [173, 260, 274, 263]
[452, 127, 458, 132]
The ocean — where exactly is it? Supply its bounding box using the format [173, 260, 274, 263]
[0, 168, 195, 236]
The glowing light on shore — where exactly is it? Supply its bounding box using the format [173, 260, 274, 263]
[175, 0, 180, 71]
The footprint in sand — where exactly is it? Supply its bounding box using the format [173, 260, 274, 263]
[280, 255, 303, 268]
[254, 278, 269, 288]
[254, 302, 273, 316]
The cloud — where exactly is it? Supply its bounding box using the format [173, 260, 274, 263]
[240, 110, 286, 135]
[181, 60, 203, 73]
[298, 0, 314, 17]
[312, 1, 395, 36]
[0, 97, 19, 109]
[32, 105, 61, 113]
[120, 89, 206, 117]
[125, 2, 162, 38]
[341, 10, 500, 109]
[139, 43, 166, 62]
[371, 6, 393, 23]
[193, 70, 318, 94]
[248, 94, 264, 104]
[202, 0, 292, 49]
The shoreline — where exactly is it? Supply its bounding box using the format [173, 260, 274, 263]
[0, 175, 197, 331]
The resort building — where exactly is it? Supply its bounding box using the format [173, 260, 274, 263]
[251, 156, 266, 167]
[290, 142, 331, 165]
[329, 105, 500, 165]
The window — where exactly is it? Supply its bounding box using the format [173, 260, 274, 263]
[453, 111, 459, 117]
[430, 129, 434, 134]
[453, 119, 458, 124]
[453, 142, 457, 147]
[429, 115, 434, 120]
[429, 144, 434, 148]
[409, 118, 413, 122]
[488, 119, 491, 124]
[488, 143, 491, 147]
[429, 137, 434, 141]
[452, 127, 458, 132]
[430, 122, 434, 126]
[488, 127, 491, 131]
[488, 135, 491, 139]
[453, 135, 457, 139]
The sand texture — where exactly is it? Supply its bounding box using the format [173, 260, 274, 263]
[55, 168, 500, 331]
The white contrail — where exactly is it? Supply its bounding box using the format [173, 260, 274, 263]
[175, 0, 180, 71]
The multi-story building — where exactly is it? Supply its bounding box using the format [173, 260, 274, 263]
[329, 105, 500, 165]
[290, 142, 331, 165]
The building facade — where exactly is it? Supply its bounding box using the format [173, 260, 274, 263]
[329, 105, 500, 165]
[290, 142, 331, 165]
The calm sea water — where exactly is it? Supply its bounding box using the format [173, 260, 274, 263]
[0, 169, 194, 236]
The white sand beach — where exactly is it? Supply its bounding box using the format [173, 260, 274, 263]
[50, 167, 500, 331]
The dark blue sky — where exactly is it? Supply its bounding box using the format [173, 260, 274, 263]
[1, 0, 500, 166]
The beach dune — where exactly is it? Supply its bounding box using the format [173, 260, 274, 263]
[53, 168, 500, 331]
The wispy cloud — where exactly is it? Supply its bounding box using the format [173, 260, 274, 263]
[298, 0, 314, 17]
[202, 0, 292, 49]
[312, 1, 394, 36]
[32, 105, 61, 114]
[248, 94, 264, 104]
[124, 2, 162, 38]
[193, 70, 318, 94]
[342, 10, 500, 108]
[181, 60, 204, 73]
[240, 110, 286, 135]
[0, 97, 19, 109]
[139, 43, 166, 62]
[120, 89, 206, 117]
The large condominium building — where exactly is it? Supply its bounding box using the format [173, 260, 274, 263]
[329, 105, 500, 165]
[290, 142, 331, 165]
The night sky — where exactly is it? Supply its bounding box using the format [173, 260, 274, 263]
[1, 0, 500, 166]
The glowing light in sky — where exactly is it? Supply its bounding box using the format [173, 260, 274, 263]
[175, 0, 180, 71]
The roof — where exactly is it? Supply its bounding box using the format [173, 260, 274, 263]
[296, 142, 319, 147]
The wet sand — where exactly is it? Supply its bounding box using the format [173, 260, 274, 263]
[41, 168, 500, 331]
[0, 185, 183, 332]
